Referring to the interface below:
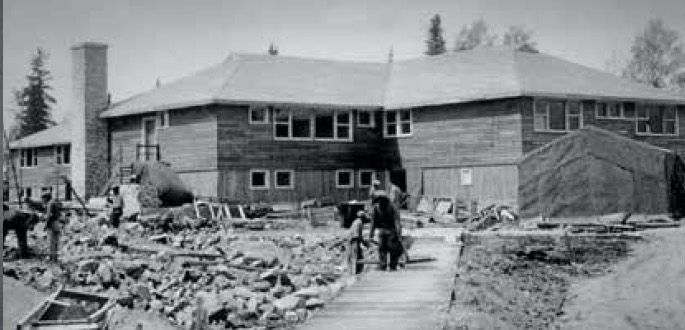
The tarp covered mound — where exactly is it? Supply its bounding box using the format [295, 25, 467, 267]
[518, 126, 685, 219]
[131, 161, 194, 207]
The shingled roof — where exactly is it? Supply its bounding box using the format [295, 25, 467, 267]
[384, 47, 685, 109]
[102, 48, 685, 118]
[9, 121, 71, 149]
[101, 54, 390, 118]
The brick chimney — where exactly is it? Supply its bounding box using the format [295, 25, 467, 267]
[70, 42, 109, 199]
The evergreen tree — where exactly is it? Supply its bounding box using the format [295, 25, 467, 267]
[425, 14, 446, 56]
[268, 43, 279, 55]
[14, 48, 56, 139]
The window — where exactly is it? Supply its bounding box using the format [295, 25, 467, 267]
[384, 109, 412, 137]
[20, 148, 38, 168]
[55, 145, 70, 165]
[273, 107, 353, 141]
[157, 110, 170, 128]
[596, 102, 636, 119]
[336, 170, 354, 188]
[357, 111, 375, 127]
[274, 170, 294, 189]
[249, 106, 269, 124]
[21, 187, 32, 199]
[460, 168, 473, 186]
[533, 100, 583, 132]
[249, 170, 269, 190]
[358, 170, 375, 187]
[637, 105, 678, 135]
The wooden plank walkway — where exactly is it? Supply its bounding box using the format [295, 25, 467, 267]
[299, 237, 457, 330]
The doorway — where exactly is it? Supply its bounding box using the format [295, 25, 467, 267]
[141, 117, 157, 161]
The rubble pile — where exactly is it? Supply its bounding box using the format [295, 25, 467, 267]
[445, 236, 630, 329]
[4, 211, 352, 329]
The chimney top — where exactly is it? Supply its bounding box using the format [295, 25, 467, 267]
[71, 42, 108, 50]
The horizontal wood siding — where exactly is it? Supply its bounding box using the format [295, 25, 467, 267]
[422, 165, 518, 208]
[215, 104, 385, 202]
[8, 147, 71, 201]
[521, 98, 685, 157]
[109, 106, 218, 172]
[382, 99, 523, 208]
[218, 169, 375, 203]
[383, 99, 524, 169]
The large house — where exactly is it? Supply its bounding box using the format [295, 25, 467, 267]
[8, 42, 685, 210]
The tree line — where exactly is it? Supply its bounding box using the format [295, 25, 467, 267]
[424, 14, 685, 94]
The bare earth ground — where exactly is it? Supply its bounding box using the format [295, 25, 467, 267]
[3, 276, 47, 329]
[558, 226, 685, 330]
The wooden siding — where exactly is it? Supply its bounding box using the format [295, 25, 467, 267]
[109, 106, 218, 172]
[421, 165, 518, 208]
[382, 99, 523, 207]
[215, 104, 386, 201]
[8, 146, 71, 200]
[521, 98, 685, 157]
[218, 168, 379, 203]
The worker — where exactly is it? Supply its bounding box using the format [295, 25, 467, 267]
[3, 203, 40, 258]
[107, 185, 125, 228]
[369, 179, 382, 200]
[43, 192, 64, 262]
[388, 181, 403, 209]
[348, 210, 370, 274]
[369, 191, 403, 271]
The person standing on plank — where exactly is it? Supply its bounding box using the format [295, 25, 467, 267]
[107, 185, 124, 228]
[43, 192, 64, 262]
[369, 191, 403, 271]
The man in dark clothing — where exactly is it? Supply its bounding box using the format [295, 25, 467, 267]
[3, 203, 40, 258]
[43, 193, 63, 262]
[369, 191, 403, 271]
[107, 186, 124, 228]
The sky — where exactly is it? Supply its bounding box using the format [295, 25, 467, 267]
[3, 0, 685, 126]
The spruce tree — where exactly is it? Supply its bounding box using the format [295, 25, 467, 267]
[425, 14, 447, 56]
[14, 47, 56, 139]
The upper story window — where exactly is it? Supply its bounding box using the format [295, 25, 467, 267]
[596, 102, 636, 119]
[637, 105, 678, 136]
[20, 148, 38, 168]
[249, 106, 269, 124]
[357, 111, 375, 127]
[533, 99, 582, 132]
[157, 110, 170, 128]
[55, 145, 70, 165]
[384, 109, 412, 137]
[273, 108, 352, 141]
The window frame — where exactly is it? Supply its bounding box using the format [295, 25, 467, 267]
[157, 110, 170, 129]
[248, 105, 270, 125]
[274, 169, 295, 190]
[460, 168, 473, 186]
[22, 187, 32, 199]
[636, 104, 679, 136]
[54, 145, 70, 165]
[273, 107, 353, 142]
[335, 169, 354, 189]
[532, 99, 584, 133]
[20, 148, 38, 168]
[595, 101, 636, 120]
[249, 169, 270, 190]
[383, 109, 413, 138]
[357, 111, 375, 128]
[358, 170, 375, 188]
